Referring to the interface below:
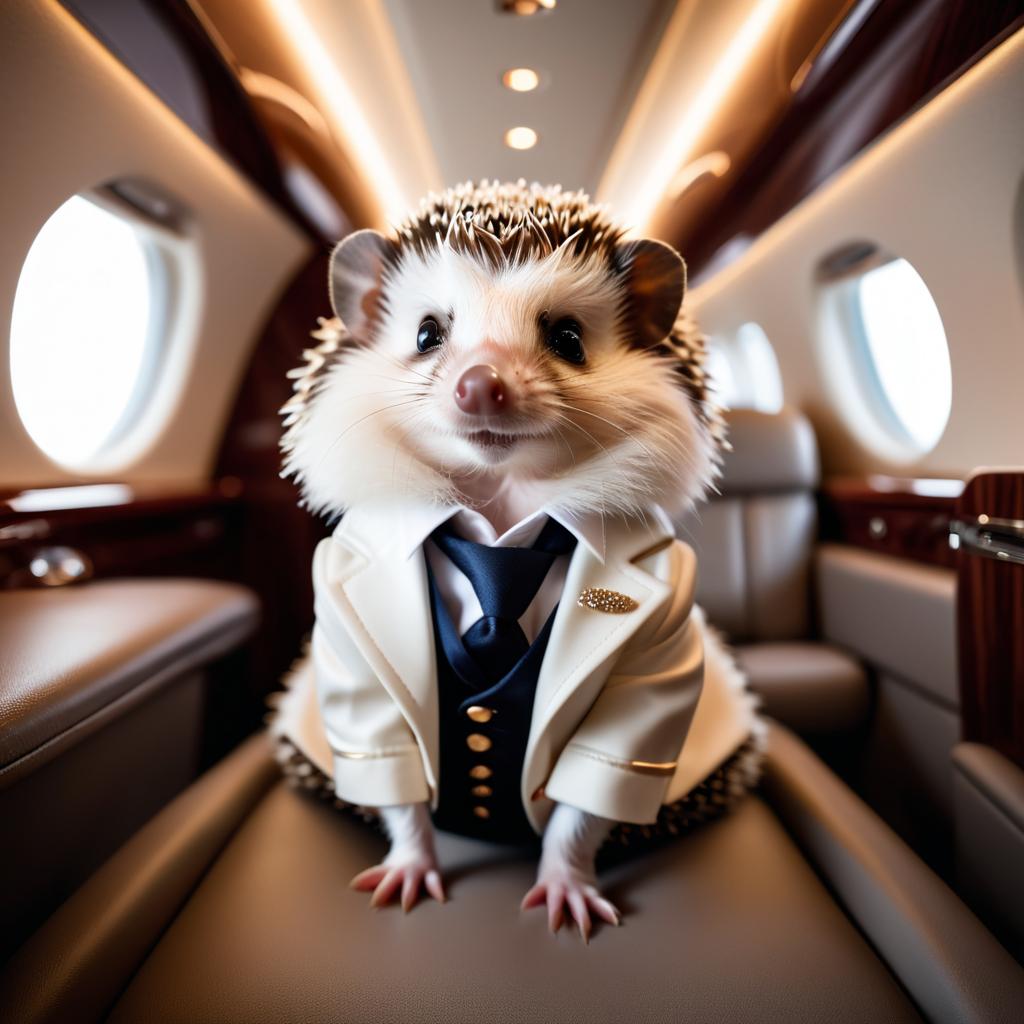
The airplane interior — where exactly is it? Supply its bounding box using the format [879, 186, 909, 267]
[1, 1, 1024, 1021]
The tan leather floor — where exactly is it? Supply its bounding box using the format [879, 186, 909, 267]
[107, 782, 922, 1024]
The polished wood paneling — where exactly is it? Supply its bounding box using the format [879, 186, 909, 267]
[215, 249, 334, 699]
[60, 0, 310, 233]
[216, 249, 330, 480]
[820, 476, 962, 568]
[956, 472, 1024, 769]
[673, 1, 1024, 278]
[60, 0, 374, 239]
[193, 0, 380, 232]
[0, 485, 241, 586]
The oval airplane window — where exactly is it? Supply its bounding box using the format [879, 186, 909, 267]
[854, 258, 952, 452]
[11, 195, 158, 468]
[706, 323, 783, 412]
[735, 321, 784, 413]
[705, 340, 739, 408]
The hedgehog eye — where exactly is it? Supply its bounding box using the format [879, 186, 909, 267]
[545, 317, 584, 365]
[416, 317, 442, 353]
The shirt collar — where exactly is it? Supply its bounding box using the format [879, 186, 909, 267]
[340, 499, 609, 564]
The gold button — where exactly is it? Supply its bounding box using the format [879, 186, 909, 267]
[466, 733, 492, 752]
[469, 765, 493, 780]
[471, 784, 493, 797]
[472, 806, 490, 819]
[465, 705, 494, 723]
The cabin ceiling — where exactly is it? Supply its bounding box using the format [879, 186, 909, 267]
[378, 0, 672, 196]
[71, 0, 1024, 268]
[260, 0, 856, 230]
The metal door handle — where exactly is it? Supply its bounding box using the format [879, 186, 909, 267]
[950, 515, 1024, 565]
[26, 546, 94, 586]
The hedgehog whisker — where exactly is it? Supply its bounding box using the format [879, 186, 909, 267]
[551, 423, 578, 470]
[314, 398, 427, 471]
[353, 387, 430, 399]
[560, 402, 658, 462]
[358, 373, 435, 389]
[369, 349, 435, 385]
[548, 411, 618, 467]
[387, 406, 431, 498]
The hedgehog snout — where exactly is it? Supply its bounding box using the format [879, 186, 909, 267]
[453, 364, 512, 417]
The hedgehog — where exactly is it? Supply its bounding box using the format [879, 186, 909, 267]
[271, 180, 762, 942]
[280, 179, 727, 526]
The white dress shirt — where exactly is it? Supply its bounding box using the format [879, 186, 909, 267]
[394, 504, 608, 644]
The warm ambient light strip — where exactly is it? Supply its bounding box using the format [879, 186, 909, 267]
[238, 67, 331, 137]
[667, 150, 732, 200]
[619, 0, 790, 231]
[266, 0, 409, 224]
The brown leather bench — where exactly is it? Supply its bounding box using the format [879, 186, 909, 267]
[3, 723, 1021, 1023]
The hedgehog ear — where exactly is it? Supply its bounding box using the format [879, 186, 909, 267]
[614, 239, 686, 347]
[328, 229, 393, 341]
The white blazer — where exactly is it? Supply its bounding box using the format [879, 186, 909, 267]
[273, 501, 756, 835]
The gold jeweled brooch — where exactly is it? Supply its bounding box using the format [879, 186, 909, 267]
[577, 587, 639, 614]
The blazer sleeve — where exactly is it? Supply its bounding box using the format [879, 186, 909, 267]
[542, 540, 704, 824]
[311, 538, 431, 808]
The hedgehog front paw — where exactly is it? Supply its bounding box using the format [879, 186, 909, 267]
[520, 856, 621, 943]
[350, 846, 446, 912]
[351, 801, 446, 911]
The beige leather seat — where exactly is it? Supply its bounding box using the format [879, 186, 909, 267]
[954, 742, 1024, 962]
[678, 408, 869, 735]
[3, 726, 1022, 1023]
[0, 579, 259, 963]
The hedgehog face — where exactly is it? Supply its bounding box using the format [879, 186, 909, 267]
[281, 182, 722, 521]
[374, 243, 633, 476]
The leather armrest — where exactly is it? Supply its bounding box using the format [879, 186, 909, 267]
[0, 579, 259, 785]
[764, 722, 1024, 1022]
[735, 642, 870, 733]
[0, 734, 279, 1024]
[953, 743, 1024, 961]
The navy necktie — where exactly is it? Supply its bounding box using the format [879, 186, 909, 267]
[431, 517, 577, 682]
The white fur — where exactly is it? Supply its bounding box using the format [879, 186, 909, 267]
[284, 242, 716, 525]
[541, 803, 615, 867]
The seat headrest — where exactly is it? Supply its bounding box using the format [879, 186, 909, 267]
[716, 407, 820, 495]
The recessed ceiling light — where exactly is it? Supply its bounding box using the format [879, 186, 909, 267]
[499, 0, 556, 16]
[504, 126, 538, 150]
[502, 68, 540, 92]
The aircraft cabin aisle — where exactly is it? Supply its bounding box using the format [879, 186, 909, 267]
[0, 2, 1023, 1022]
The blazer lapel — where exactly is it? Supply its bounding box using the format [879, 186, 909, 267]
[319, 512, 441, 793]
[522, 516, 674, 814]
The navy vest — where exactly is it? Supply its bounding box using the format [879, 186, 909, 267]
[426, 559, 557, 846]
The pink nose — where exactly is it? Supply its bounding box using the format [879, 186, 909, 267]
[454, 364, 509, 416]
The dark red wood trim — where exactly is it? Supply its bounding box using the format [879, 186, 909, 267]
[213, 249, 333, 699]
[819, 475, 962, 568]
[676, 1, 1024, 279]
[956, 473, 1024, 770]
[0, 484, 243, 585]
[59, 0, 314, 235]
[0, 481, 239, 519]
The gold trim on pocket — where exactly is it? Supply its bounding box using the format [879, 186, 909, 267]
[565, 742, 677, 776]
[334, 746, 417, 760]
